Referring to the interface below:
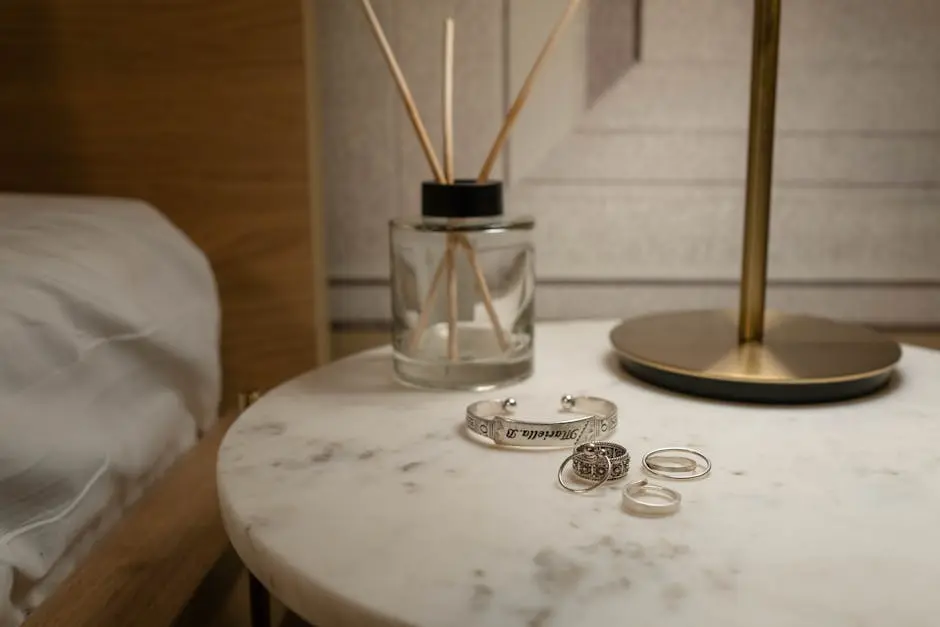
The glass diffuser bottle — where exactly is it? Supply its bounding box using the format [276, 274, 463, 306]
[390, 180, 535, 390]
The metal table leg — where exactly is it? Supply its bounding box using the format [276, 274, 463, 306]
[249, 572, 271, 627]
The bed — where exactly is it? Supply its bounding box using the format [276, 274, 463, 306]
[0, 195, 222, 626]
[0, 1, 329, 625]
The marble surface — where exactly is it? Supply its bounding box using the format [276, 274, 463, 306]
[218, 320, 940, 627]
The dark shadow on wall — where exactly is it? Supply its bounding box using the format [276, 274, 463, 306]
[587, 0, 641, 107]
[0, 1, 83, 192]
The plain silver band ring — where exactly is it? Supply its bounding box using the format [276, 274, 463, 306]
[644, 456, 697, 473]
[622, 479, 681, 516]
[642, 447, 712, 480]
[558, 452, 612, 494]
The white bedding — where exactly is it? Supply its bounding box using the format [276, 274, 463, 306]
[0, 194, 221, 626]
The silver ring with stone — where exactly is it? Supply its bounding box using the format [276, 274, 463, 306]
[557, 450, 611, 494]
[465, 395, 618, 448]
[622, 479, 682, 517]
[572, 441, 630, 481]
[642, 447, 712, 480]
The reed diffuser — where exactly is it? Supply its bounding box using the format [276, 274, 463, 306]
[360, 0, 583, 390]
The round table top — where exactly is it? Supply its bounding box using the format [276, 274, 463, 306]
[218, 320, 940, 627]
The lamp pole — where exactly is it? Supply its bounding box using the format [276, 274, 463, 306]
[738, 0, 781, 344]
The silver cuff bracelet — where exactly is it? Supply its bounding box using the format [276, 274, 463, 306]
[465, 394, 618, 447]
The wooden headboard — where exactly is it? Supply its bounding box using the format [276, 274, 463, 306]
[0, 0, 329, 410]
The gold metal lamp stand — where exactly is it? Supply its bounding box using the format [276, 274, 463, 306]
[609, 0, 902, 403]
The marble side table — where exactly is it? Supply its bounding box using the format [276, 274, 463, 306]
[218, 320, 940, 627]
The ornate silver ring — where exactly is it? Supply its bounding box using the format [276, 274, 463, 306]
[557, 449, 611, 494]
[572, 441, 630, 481]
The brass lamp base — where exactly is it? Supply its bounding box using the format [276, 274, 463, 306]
[610, 310, 902, 404]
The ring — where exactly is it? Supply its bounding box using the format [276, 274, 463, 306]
[644, 456, 697, 473]
[642, 447, 711, 480]
[621, 479, 681, 517]
[572, 441, 630, 481]
[465, 395, 618, 448]
[557, 450, 612, 494]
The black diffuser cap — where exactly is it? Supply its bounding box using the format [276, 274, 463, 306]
[421, 179, 503, 218]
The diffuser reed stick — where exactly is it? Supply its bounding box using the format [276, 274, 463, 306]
[443, 18, 459, 360]
[408, 255, 449, 352]
[358, 0, 446, 184]
[459, 237, 508, 351]
[477, 0, 583, 182]
[443, 18, 456, 186]
[446, 242, 458, 359]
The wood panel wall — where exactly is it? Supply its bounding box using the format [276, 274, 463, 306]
[0, 0, 329, 409]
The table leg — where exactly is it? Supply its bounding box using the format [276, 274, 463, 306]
[249, 572, 271, 627]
